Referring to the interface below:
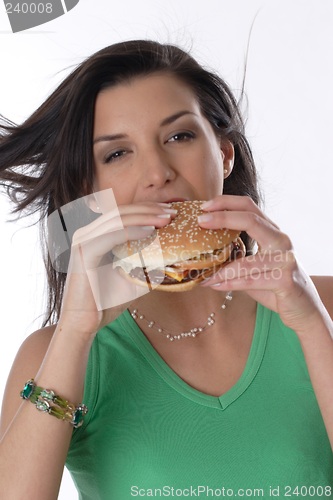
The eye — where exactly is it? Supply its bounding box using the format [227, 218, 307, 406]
[103, 149, 128, 164]
[167, 131, 195, 143]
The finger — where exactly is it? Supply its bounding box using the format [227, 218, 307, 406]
[118, 201, 176, 216]
[74, 211, 174, 245]
[201, 251, 294, 286]
[204, 268, 282, 292]
[198, 210, 291, 252]
[94, 212, 173, 238]
[201, 250, 298, 295]
[77, 203, 177, 238]
[201, 195, 280, 230]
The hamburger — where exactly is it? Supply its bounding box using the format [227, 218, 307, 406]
[112, 200, 245, 292]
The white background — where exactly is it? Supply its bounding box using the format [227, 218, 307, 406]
[0, 0, 332, 498]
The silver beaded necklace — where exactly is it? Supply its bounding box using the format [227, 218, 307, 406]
[129, 291, 233, 342]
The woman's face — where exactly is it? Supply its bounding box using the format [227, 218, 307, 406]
[93, 72, 233, 205]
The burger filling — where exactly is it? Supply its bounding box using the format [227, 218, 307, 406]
[128, 240, 243, 286]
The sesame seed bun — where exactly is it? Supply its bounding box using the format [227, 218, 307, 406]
[112, 200, 245, 291]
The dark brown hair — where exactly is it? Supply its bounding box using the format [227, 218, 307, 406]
[0, 39, 261, 326]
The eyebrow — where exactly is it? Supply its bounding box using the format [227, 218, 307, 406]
[93, 110, 196, 145]
[160, 110, 196, 127]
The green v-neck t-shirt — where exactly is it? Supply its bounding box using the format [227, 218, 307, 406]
[66, 304, 333, 499]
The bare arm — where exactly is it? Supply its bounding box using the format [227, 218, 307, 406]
[0, 323, 94, 500]
[0, 202, 173, 499]
[300, 276, 333, 450]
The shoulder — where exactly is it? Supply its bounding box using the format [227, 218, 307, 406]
[17, 324, 57, 359]
[0, 324, 57, 439]
[310, 275, 333, 319]
[8, 323, 57, 384]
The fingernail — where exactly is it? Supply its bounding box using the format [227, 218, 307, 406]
[157, 214, 171, 218]
[201, 200, 214, 210]
[141, 226, 155, 231]
[162, 208, 178, 214]
[197, 213, 213, 223]
[158, 202, 172, 207]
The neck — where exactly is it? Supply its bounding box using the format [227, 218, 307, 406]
[130, 286, 255, 339]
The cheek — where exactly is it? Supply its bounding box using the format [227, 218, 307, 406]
[201, 147, 224, 189]
[93, 172, 110, 195]
[93, 168, 131, 204]
[207, 166, 224, 196]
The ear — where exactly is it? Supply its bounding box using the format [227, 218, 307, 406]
[220, 139, 234, 179]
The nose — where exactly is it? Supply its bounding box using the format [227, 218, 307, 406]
[140, 146, 176, 189]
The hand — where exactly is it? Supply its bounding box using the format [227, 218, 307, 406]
[59, 202, 176, 337]
[198, 195, 327, 336]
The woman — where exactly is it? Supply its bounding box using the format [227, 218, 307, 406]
[0, 40, 332, 499]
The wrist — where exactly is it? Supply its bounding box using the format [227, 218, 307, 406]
[56, 312, 100, 341]
[20, 378, 88, 428]
[294, 310, 333, 344]
[35, 324, 94, 405]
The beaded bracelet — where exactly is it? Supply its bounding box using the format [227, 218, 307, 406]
[20, 379, 88, 428]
